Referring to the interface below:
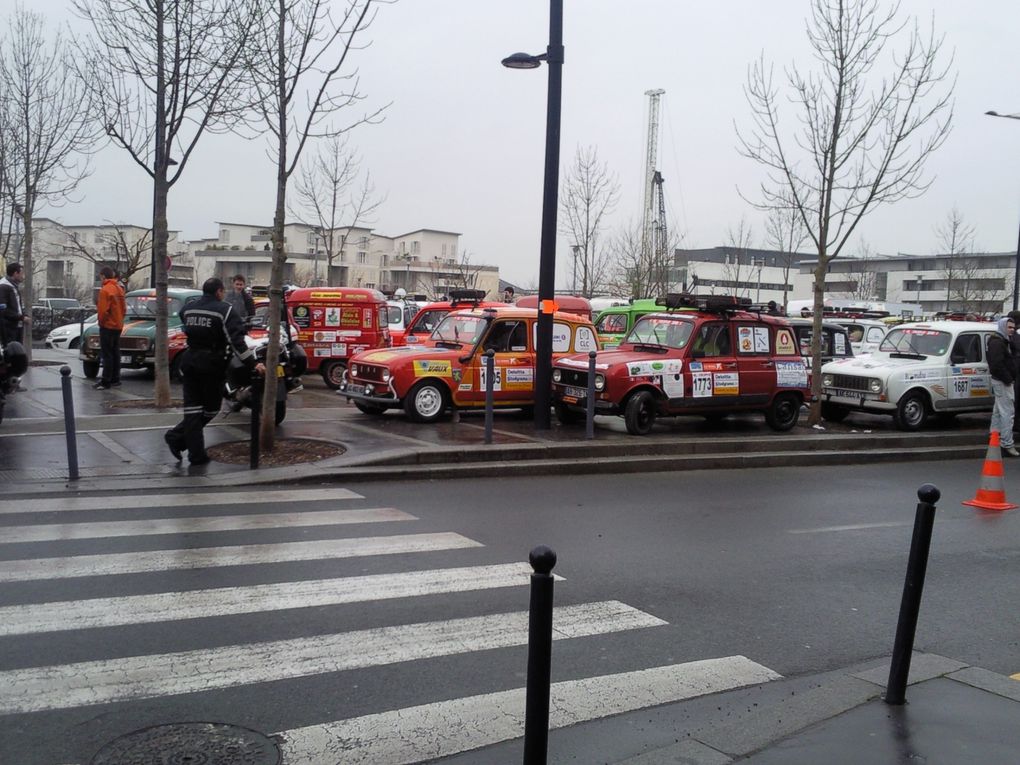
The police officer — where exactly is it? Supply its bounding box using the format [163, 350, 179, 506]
[165, 277, 265, 465]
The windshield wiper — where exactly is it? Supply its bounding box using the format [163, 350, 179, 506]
[631, 342, 668, 353]
[890, 351, 926, 360]
[435, 340, 462, 349]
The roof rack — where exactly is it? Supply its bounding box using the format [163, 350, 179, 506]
[448, 288, 487, 306]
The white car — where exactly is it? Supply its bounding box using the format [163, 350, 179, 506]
[834, 318, 889, 355]
[45, 314, 98, 350]
[819, 321, 997, 431]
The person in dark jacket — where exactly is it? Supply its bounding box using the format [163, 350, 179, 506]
[0, 262, 27, 344]
[164, 277, 265, 465]
[987, 316, 1018, 457]
[225, 274, 256, 321]
[1008, 310, 1020, 432]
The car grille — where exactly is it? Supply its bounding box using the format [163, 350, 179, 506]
[351, 363, 387, 383]
[829, 374, 870, 392]
[557, 369, 589, 387]
[120, 337, 150, 352]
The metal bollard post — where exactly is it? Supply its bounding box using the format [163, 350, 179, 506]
[249, 379, 262, 470]
[523, 545, 557, 764]
[59, 366, 79, 481]
[885, 483, 940, 705]
[585, 351, 596, 439]
[484, 349, 495, 444]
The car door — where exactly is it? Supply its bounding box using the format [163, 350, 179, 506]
[734, 321, 774, 405]
[474, 319, 532, 403]
[946, 332, 992, 410]
[686, 321, 739, 409]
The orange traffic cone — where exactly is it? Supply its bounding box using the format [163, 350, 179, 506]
[962, 431, 1018, 511]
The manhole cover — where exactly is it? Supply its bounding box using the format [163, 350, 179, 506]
[90, 722, 280, 765]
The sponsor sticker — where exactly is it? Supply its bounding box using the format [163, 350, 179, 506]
[314, 347, 331, 357]
[504, 367, 535, 390]
[713, 372, 739, 395]
[413, 359, 452, 377]
[628, 360, 682, 377]
[330, 343, 348, 356]
[692, 372, 713, 397]
[325, 307, 341, 327]
[314, 330, 337, 343]
[479, 365, 502, 391]
[662, 372, 684, 398]
[775, 328, 796, 355]
[775, 359, 808, 388]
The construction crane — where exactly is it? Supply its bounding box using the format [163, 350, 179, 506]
[641, 89, 669, 292]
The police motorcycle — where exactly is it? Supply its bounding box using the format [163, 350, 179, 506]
[0, 321, 29, 427]
[223, 316, 307, 425]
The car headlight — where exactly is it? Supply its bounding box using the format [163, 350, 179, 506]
[552, 369, 561, 383]
[822, 374, 833, 387]
[351, 364, 358, 376]
[594, 374, 606, 391]
[381, 369, 391, 382]
[869, 378, 882, 393]
[51, 328, 70, 336]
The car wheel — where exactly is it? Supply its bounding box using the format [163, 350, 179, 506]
[554, 401, 581, 425]
[354, 401, 386, 415]
[624, 390, 657, 435]
[404, 380, 448, 423]
[893, 391, 928, 431]
[820, 402, 850, 423]
[275, 400, 287, 425]
[765, 392, 801, 431]
[68, 337, 80, 350]
[82, 361, 100, 379]
[320, 361, 346, 390]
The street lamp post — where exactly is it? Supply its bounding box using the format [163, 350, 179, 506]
[985, 110, 1020, 311]
[503, 0, 564, 430]
[571, 244, 580, 294]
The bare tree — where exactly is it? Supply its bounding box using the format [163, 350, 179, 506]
[74, 0, 259, 406]
[764, 206, 808, 310]
[943, 257, 1006, 314]
[935, 207, 975, 312]
[606, 220, 680, 299]
[64, 224, 154, 287]
[247, 0, 389, 450]
[0, 5, 98, 360]
[292, 135, 384, 287]
[833, 240, 879, 302]
[559, 145, 620, 297]
[738, 0, 954, 422]
[418, 250, 483, 300]
[722, 219, 756, 299]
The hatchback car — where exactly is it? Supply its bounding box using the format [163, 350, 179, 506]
[45, 313, 98, 350]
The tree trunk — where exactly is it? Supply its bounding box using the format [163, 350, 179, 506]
[152, 0, 171, 409]
[20, 208, 33, 363]
[807, 258, 827, 425]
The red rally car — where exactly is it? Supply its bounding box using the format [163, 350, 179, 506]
[551, 294, 812, 434]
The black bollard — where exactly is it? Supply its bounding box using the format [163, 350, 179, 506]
[885, 483, 941, 705]
[59, 366, 79, 481]
[523, 545, 557, 764]
[585, 351, 596, 439]
[249, 379, 262, 470]
[484, 349, 495, 444]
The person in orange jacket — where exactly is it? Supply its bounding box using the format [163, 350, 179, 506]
[95, 266, 127, 389]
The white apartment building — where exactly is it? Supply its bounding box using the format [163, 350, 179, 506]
[191, 222, 500, 299]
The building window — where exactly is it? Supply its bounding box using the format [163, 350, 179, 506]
[220, 229, 230, 243]
[411, 240, 420, 254]
[365, 282, 375, 289]
[358, 251, 367, 264]
[442, 244, 447, 257]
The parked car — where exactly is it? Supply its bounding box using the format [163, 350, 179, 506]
[339, 305, 599, 422]
[31, 298, 86, 341]
[397, 289, 506, 347]
[592, 298, 682, 349]
[783, 317, 855, 364]
[819, 321, 997, 430]
[552, 294, 812, 434]
[385, 297, 421, 346]
[79, 288, 201, 379]
[45, 313, 98, 350]
[834, 318, 889, 355]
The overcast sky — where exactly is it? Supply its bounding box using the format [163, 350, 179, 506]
[7, 0, 1020, 287]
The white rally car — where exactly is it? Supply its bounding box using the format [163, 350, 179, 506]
[819, 321, 998, 430]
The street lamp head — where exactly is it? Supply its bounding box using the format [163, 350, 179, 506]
[985, 110, 1000, 116]
[986, 110, 1020, 120]
[502, 51, 545, 69]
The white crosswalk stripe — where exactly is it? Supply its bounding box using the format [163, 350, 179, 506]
[0, 562, 560, 635]
[0, 486, 782, 764]
[0, 532, 481, 582]
[278, 657, 783, 765]
[0, 507, 413, 543]
[0, 488, 364, 515]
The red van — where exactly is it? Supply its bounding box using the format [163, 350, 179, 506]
[285, 287, 390, 389]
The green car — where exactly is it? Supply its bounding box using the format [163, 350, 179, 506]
[80, 288, 202, 379]
[594, 299, 686, 349]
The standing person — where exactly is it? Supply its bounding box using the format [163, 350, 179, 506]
[0, 263, 28, 344]
[502, 285, 515, 303]
[225, 274, 256, 322]
[164, 277, 264, 465]
[987, 316, 1018, 457]
[1008, 310, 1020, 434]
[94, 266, 127, 390]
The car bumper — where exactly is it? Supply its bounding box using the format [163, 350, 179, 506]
[338, 379, 401, 408]
[822, 390, 894, 412]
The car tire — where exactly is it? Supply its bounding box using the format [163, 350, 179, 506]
[765, 392, 801, 431]
[320, 361, 346, 390]
[354, 401, 386, 415]
[893, 391, 928, 431]
[404, 380, 448, 423]
[624, 390, 657, 435]
[82, 360, 100, 379]
[275, 400, 287, 425]
[554, 402, 581, 425]
[820, 402, 850, 423]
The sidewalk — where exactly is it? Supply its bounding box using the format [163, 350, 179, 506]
[1, 349, 995, 493]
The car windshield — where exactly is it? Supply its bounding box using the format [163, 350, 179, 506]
[879, 328, 951, 356]
[47, 299, 80, 310]
[125, 295, 185, 319]
[409, 308, 449, 335]
[625, 316, 694, 349]
[432, 314, 486, 345]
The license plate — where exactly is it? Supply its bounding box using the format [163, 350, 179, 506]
[120, 355, 132, 365]
[828, 388, 863, 399]
[346, 383, 366, 396]
[564, 386, 587, 399]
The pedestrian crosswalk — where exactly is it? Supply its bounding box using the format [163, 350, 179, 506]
[0, 486, 782, 764]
